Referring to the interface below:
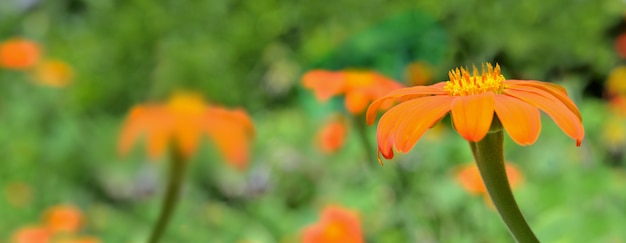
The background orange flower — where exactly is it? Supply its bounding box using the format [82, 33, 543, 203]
[44, 205, 83, 234]
[302, 70, 403, 114]
[315, 115, 348, 154]
[456, 162, 522, 195]
[302, 206, 364, 243]
[11, 227, 51, 243]
[0, 38, 41, 69]
[118, 92, 255, 170]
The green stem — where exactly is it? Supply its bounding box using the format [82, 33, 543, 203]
[353, 114, 377, 168]
[469, 119, 539, 243]
[147, 149, 187, 243]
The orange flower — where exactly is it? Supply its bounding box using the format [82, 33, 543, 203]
[0, 38, 40, 69]
[456, 162, 522, 195]
[302, 206, 364, 243]
[404, 61, 434, 86]
[11, 226, 51, 243]
[43, 205, 83, 234]
[33, 60, 74, 87]
[118, 92, 255, 170]
[615, 33, 626, 59]
[367, 63, 584, 161]
[302, 70, 403, 114]
[316, 115, 348, 154]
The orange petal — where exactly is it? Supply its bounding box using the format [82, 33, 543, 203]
[204, 120, 251, 170]
[455, 163, 487, 194]
[494, 95, 541, 145]
[302, 206, 363, 243]
[118, 106, 149, 157]
[203, 107, 255, 170]
[146, 119, 172, 160]
[174, 118, 202, 159]
[316, 117, 348, 154]
[302, 223, 324, 243]
[376, 95, 453, 159]
[451, 93, 495, 142]
[11, 226, 51, 243]
[0, 38, 40, 69]
[345, 91, 369, 114]
[506, 80, 581, 120]
[302, 70, 345, 101]
[44, 205, 83, 234]
[366, 82, 446, 125]
[504, 88, 584, 146]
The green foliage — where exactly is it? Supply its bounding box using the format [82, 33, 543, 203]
[1, 0, 626, 242]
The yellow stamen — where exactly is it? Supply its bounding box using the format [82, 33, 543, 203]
[443, 63, 506, 96]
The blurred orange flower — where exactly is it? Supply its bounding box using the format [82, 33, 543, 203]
[11, 226, 51, 243]
[33, 60, 74, 87]
[456, 162, 522, 195]
[367, 63, 584, 162]
[44, 205, 83, 234]
[302, 70, 403, 114]
[0, 38, 40, 69]
[404, 61, 434, 86]
[615, 33, 626, 59]
[302, 206, 364, 243]
[316, 115, 348, 154]
[118, 92, 255, 170]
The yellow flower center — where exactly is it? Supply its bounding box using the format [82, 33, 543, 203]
[345, 71, 375, 89]
[167, 92, 207, 115]
[443, 63, 506, 96]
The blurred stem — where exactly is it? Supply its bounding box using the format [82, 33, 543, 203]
[147, 148, 187, 243]
[353, 114, 377, 168]
[469, 119, 539, 243]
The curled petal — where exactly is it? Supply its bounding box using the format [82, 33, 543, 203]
[146, 120, 172, 159]
[506, 80, 582, 120]
[451, 93, 495, 142]
[366, 82, 446, 125]
[494, 95, 541, 145]
[504, 88, 584, 146]
[302, 70, 345, 101]
[376, 95, 453, 159]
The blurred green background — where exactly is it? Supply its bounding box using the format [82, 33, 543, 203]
[1, 0, 626, 242]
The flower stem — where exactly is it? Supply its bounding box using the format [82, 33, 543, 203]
[469, 119, 539, 243]
[353, 114, 377, 168]
[147, 148, 186, 243]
